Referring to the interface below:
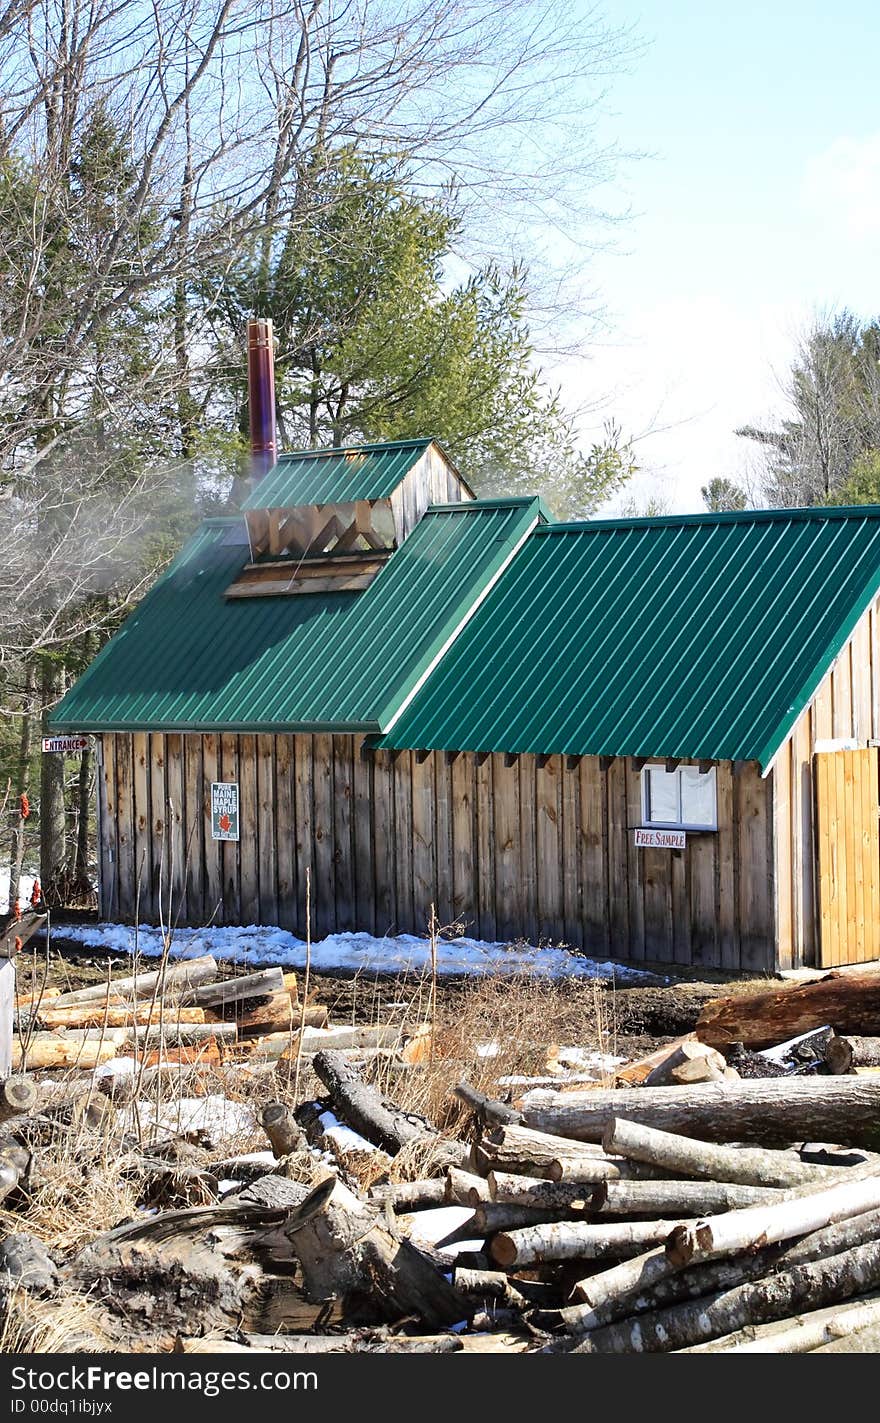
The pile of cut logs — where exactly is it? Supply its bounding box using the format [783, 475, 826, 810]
[3, 964, 880, 1354]
[11, 956, 431, 1075]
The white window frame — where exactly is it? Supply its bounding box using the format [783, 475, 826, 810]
[640, 763, 718, 832]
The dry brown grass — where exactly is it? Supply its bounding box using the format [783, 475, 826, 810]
[0, 1287, 114, 1353]
[354, 968, 617, 1138]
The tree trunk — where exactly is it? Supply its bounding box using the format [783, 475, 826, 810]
[181, 1331, 465, 1354]
[297, 1024, 403, 1053]
[39, 1005, 206, 1030]
[696, 970, 880, 1049]
[471, 1124, 608, 1178]
[686, 1293, 880, 1352]
[371, 1179, 448, 1212]
[810, 1317, 880, 1352]
[188, 967, 284, 1009]
[260, 1102, 304, 1158]
[311, 1049, 432, 1154]
[592, 1178, 782, 1217]
[571, 1237, 880, 1353]
[286, 1176, 468, 1328]
[7, 663, 35, 911]
[490, 1219, 697, 1269]
[447, 1167, 491, 1205]
[123, 1022, 235, 1047]
[39, 659, 67, 908]
[487, 1171, 593, 1211]
[454, 1083, 523, 1129]
[51, 955, 218, 1008]
[550, 1156, 689, 1185]
[826, 1036, 880, 1074]
[666, 1168, 880, 1267]
[0, 1143, 30, 1203]
[0, 1076, 38, 1121]
[471, 1202, 596, 1236]
[602, 1116, 843, 1188]
[13, 1034, 121, 1070]
[521, 1077, 880, 1149]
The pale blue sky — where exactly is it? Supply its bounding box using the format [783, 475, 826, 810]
[560, 0, 880, 510]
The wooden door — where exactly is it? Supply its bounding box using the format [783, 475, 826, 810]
[815, 747, 880, 966]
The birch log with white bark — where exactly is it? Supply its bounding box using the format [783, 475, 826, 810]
[682, 1293, 880, 1352]
[570, 1237, 880, 1353]
[666, 1167, 880, 1266]
[186, 968, 284, 1008]
[569, 1204, 880, 1318]
[549, 1156, 671, 1184]
[371, 1179, 448, 1212]
[488, 1171, 594, 1209]
[490, 1219, 697, 1269]
[602, 1117, 841, 1188]
[542, 1205, 880, 1334]
[447, 1168, 492, 1205]
[521, 1077, 880, 1148]
[471, 1202, 585, 1235]
[593, 1178, 781, 1216]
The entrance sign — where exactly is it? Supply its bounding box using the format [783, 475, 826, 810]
[634, 826, 686, 850]
[211, 782, 240, 841]
[41, 736, 89, 754]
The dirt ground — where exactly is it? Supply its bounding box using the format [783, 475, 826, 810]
[22, 918, 780, 1066]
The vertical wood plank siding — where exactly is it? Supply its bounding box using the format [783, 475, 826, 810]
[772, 595, 880, 969]
[100, 736, 776, 970]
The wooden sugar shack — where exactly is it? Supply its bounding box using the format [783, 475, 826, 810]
[52, 437, 880, 972]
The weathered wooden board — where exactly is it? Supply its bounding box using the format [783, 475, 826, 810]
[100, 735, 779, 970]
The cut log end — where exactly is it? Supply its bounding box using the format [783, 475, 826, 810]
[0, 1075, 38, 1120]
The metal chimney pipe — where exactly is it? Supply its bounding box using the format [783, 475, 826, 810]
[247, 317, 277, 480]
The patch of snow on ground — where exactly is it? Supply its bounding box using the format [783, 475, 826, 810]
[120, 1093, 256, 1145]
[47, 920, 660, 982]
[404, 1205, 484, 1260]
[317, 1109, 379, 1154]
[0, 871, 36, 915]
[553, 1047, 626, 1072]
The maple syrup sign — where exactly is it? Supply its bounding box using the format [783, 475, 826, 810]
[211, 782, 240, 841]
[634, 827, 686, 850]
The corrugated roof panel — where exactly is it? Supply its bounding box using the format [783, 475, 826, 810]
[241, 438, 436, 509]
[376, 506, 880, 768]
[50, 498, 542, 734]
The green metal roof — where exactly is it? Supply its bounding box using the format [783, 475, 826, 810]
[240, 437, 465, 509]
[50, 498, 543, 735]
[376, 506, 880, 769]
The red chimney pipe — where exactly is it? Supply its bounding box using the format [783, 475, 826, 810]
[247, 317, 277, 480]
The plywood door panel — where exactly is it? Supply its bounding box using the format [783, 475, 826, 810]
[816, 747, 880, 966]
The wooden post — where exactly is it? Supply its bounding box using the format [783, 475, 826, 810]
[0, 961, 14, 1077]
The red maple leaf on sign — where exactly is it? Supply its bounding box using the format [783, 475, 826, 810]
[218, 813, 232, 833]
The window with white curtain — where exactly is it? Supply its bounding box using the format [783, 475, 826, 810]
[641, 764, 717, 830]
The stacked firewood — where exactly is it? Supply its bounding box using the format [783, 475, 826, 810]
[10, 957, 430, 1075]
